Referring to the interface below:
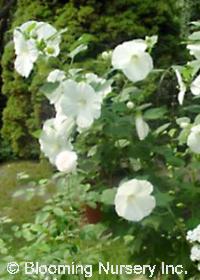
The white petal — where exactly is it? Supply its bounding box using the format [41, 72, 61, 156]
[187, 44, 200, 60]
[14, 32, 38, 77]
[59, 80, 79, 114]
[174, 69, 186, 105]
[77, 110, 94, 129]
[46, 71, 66, 104]
[122, 195, 155, 221]
[35, 22, 57, 41]
[47, 69, 66, 83]
[178, 89, 186, 106]
[112, 44, 133, 69]
[54, 115, 75, 138]
[191, 124, 200, 133]
[15, 54, 34, 78]
[187, 129, 200, 154]
[137, 180, 154, 196]
[135, 115, 150, 140]
[13, 30, 25, 55]
[46, 84, 64, 105]
[20, 21, 38, 33]
[85, 73, 112, 98]
[112, 39, 148, 71]
[191, 75, 200, 96]
[123, 52, 153, 82]
[39, 117, 73, 164]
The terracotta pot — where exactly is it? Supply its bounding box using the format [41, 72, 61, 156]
[83, 204, 102, 224]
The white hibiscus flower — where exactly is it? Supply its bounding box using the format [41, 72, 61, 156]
[39, 116, 74, 164]
[114, 179, 156, 222]
[135, 114, 150, 140]
[55, 150, 77, 173]
[112, 39, 153, 82]
[13, 21, 61, 77]
[174, 69, 186, 105]
[59, 80, 102, 130]
[13, 30, 38, 77]
[187, 124, 200, 154]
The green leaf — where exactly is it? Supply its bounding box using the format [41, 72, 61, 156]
[178, 126, 191, 145]
[183, 105, 200, 113]
[142, 215, 162, 230]
[53, 207, 65, 217]
[129, 158, 142, 171]
[137, 103, 152, 111]
[154, 123, 170, 135]
[40, 82, 59, 95]
[101, 189, 116, 205]
[194, 114, 200, 124]
[22, 229, 35, 241]
[144, 107, 167, 120]
[59, 27, 68, 35]
[68, 44, 88, 59]
[26, 22, 37, 34]
[114, 139, 130, 148]
[123, 235, 134, 245]
[31, 129, 42, 139]
[155, 192, 173, 207]
[12, 189, 25, 198]
[35, 212, 50, 224]
[78, 33, 96, 44]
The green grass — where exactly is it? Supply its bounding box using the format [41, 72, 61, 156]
[0, 160, 53, 223]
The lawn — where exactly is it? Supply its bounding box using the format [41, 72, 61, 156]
[0, 161, 53, 223]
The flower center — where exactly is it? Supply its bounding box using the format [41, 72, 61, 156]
[131, 54, 139, 62]
[127, 194, 135, 202]
[46, 47, 55, 55]
[78, 98, 87, 107]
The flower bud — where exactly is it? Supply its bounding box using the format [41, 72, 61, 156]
[55, 150, 77, 173]
[126, 101, 135, 109]
[102, 50, 112, 60]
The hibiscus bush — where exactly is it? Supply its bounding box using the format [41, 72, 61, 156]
[1, 0, 181, 159]
[2, 19, 200, 279]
